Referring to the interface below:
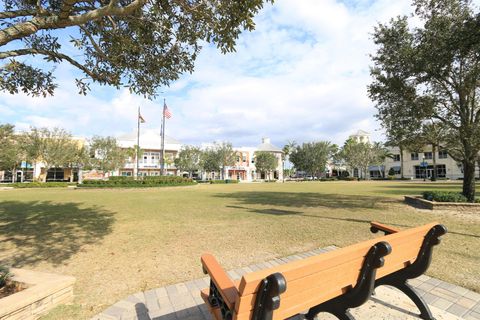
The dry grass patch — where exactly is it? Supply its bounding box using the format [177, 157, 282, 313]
[0, 181, 478, 319]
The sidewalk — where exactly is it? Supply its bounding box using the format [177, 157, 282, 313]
[93, 246, 480, 320]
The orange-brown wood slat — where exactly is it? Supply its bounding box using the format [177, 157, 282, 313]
[371, 221, 401, 233]
[201, 254, 240, 311]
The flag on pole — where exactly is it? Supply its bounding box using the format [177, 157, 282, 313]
[138, 110, 146, 123]
[163, 102, 172, 119]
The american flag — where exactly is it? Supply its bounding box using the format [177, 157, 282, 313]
[163, 103, 172, 119]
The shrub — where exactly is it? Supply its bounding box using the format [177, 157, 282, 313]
[209, 179, 239, 184]
[79, 176, 195, 188]
[422, 191, 468, 203]
[5, 182, 76, 188]
[337, 176, 357, 181]
[320, 178, 336, 181]
[0, 266, 11, 288]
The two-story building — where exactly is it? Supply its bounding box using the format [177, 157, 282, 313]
[224, 138, 284, 181]
[383, 146, 473, 179]
[116, 131, 182, 177]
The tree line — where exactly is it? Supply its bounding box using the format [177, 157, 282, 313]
[284, 139, 390, 179]
[0, 123, 127, 182]
[174, 142, 279, 179]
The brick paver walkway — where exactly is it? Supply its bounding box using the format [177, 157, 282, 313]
[93, 246, 480, 320]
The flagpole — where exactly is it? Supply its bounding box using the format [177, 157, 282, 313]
[160, 99, 166, 175]
[135, 106, 140, 179]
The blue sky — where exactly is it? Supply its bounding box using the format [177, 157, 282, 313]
[0, 0, 417, 148]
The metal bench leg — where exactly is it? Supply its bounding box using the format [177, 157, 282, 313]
[306, 242, 391, 320]
[390, 281, 435, 320]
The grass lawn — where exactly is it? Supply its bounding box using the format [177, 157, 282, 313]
[0, 181, 479, 319]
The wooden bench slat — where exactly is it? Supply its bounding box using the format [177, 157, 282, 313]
[371, 221, 401, 234]
[201, 253, 239, 311]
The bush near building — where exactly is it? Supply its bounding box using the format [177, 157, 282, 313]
[78, 176, 195, 188]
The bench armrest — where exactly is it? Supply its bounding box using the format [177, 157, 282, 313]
[201, 253, 238, 310]
[370, 221, 400, 235]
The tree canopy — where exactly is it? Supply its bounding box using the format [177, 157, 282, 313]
[0, 0, 273, 97]
[290, 141, 337, 177]
[368, 0, 480, 200]
[254, 151, 277, 176]
[174, 145, 201, 177]
[88, 135, 126, 172]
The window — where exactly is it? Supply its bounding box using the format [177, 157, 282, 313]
[411, 153, 419, 161]
[436, 164, 446, 178]
[393, 154, 401, 162]
[424, 152, 433, 160]
[439, 150, 448, 159]
[242, 154, 247, 162]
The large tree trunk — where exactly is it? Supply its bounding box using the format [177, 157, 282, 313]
[431, 144, 437, 181]
[463, 159, 476, 202]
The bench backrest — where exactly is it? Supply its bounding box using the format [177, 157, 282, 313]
[233, 222, 438, 320]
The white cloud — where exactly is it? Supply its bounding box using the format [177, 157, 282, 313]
[1, 0, 415, 147]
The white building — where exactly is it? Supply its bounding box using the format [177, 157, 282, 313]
[116, 131, 182, 177]
[228, 138, 283, 181]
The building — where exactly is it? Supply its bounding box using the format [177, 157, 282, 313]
[384, 146, 475, 180]
[226, 138, 283, 181]
[349, 130, 479, 180]
[116, 131, 182, 177]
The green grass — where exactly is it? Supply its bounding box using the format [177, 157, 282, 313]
[0, 181, 478, 319]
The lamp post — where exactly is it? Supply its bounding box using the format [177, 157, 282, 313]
[423, 157, 426, 181]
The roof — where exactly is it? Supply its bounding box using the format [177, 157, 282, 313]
[351, 129, 370, 136]
[256, 138, 283, 153]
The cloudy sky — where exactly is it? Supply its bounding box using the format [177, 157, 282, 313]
[0, 0, 417, 148]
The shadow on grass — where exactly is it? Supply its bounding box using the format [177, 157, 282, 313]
[0, 201, 115, 266]
[376, 183, 464, 196]
[218, 192, 397, 210]
[222, 192, 479, 239]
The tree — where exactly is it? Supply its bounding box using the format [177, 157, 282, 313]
[282, 140, 296, 180]
[290, 141, 337, 178]
[0, 124, 23, 182]
[338, 139, 387, 179]
[34, 127, 77, 181]
[420, 121, 447, 181]
[89, 136, 127, 172]
[254, 151, 277, 179]
[19, 127, 44, 180]
[214, 142, 236, 180]
[200, 147, 221, 179]
[174, 145, 202, 178]
[0, 0, 272, 97]
[369, 0, 480, 201]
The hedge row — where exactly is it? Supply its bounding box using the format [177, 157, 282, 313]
[209, 179, 240, 184]
[78, 176, 195, 188]
[423, 191, 480, 203]
[5, 182, 76, 188]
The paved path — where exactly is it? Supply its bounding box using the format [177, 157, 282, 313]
[93, 246, 480, 320]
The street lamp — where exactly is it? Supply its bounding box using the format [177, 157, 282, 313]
[423, 156, 426, 181]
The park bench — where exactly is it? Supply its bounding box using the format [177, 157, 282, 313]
[200, 221, 447, 320]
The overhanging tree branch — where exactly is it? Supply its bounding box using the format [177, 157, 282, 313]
[0, 0, 146, 46]
[0, 48, 108, 82]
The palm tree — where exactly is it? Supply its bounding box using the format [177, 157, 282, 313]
[282, 140, 296, 181]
